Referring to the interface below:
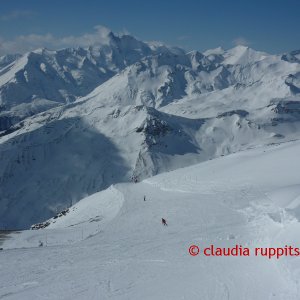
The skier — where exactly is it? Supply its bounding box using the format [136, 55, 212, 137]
[161, 218, 167, 226]
[144, 195, 146, 201]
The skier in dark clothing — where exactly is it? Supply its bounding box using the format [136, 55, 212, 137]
[161, 218, 167, 226]
[144, 195, 146, 201]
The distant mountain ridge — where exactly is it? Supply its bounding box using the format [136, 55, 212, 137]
[0, 31, 180, 130]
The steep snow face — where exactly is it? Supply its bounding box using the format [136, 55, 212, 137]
[0, 104, 142, 229]
[2, 141, 300, 299]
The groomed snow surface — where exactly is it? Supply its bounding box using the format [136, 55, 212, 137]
[1, 140, 300, 299]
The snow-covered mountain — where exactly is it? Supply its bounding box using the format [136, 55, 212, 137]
[0, 31, 300, 229]
[0, 32, 180, 131]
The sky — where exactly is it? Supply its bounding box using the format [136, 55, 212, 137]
[0, 0, 299, 56]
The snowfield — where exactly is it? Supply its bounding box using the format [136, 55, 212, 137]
[1, 140, 300, 299]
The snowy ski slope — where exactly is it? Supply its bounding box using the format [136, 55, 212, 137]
[1, 140, 300, 299]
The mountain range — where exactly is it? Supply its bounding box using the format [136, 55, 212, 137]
[0, 31, 300, 229]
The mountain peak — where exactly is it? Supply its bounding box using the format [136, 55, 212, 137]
[223, 45, 268, 65]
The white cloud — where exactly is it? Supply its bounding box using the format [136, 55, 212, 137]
[0, 10, 35, 21]
[0, 25, 115, 56]
[232, 37, 251, 47]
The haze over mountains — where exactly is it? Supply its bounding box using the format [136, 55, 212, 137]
[0, 30, 300, 229]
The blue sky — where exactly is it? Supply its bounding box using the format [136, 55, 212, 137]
[0, 0, 299, 55]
